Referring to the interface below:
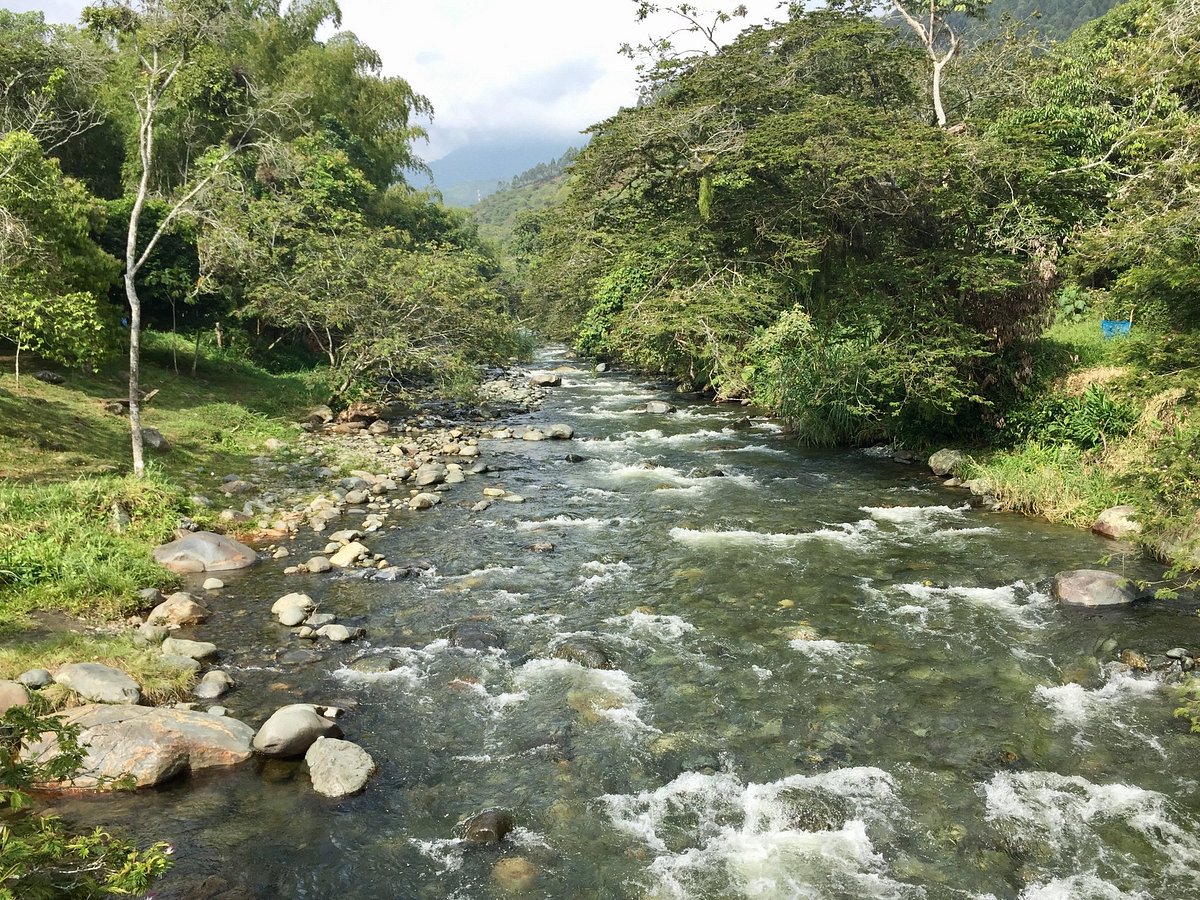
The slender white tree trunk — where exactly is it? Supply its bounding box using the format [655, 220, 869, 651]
[932, 57, 948, 128]
[126, 92, 155, 478]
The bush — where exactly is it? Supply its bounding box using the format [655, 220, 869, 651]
[1003, 385, 1138, 449]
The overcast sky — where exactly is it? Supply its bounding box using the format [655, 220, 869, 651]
[11, 0, 786, 160]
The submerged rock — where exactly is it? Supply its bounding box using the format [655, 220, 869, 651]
[305, 737, 377, 799]
[450, 621, 505, 651]
[456, 808, 515, 846]
[552, 637, 613, 670]
[1053, 569, 1143, 607]
[153, 532, 257, 574]
[23, 704, 254, 788]
[493, 857, 539, 893]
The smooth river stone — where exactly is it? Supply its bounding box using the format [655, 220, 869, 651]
[305, 737, 377, 799]
[54, 662, 141, 704]
[153, 531, 257, 574]
[1053, 569, 1142, 607]
[23, 704, 254, 788]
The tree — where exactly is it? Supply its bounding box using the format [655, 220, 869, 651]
[884, 1, 992, 126]
[82, 0, 276, 476]
[0, 131, 118, 384]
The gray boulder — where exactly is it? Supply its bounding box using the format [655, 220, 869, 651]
[529, 373, 562, 387]
[153, 532, 257, 575]
[305, 737, 377, 799]
[1092, 505, 1142, 541]
[643, 401, 675, 414]
[161, 638, 218, 661]
[18, 669, 53, 689]
[1054, 569, 1143, 607]
[546, 424, 575, 440]
[928, 449, 965, 477]
[23, 704, 254, 789]
[141, 427, 172, 453]
[194, 670, 234, 700]
[252, 704, 343, 758]
[54, 663, 141, 704]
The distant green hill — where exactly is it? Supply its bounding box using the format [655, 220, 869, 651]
[471, 149, 579, 248]
[967, 0, 1126, 39]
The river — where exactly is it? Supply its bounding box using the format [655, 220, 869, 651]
[50, 350, 1200, 899]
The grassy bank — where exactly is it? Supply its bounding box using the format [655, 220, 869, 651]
[0, 331, 324, 644]
[959, 319, 1200, 577]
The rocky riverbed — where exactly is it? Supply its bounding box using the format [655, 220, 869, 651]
[15, 352, 1200, 899]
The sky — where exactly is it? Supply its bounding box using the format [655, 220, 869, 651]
[11, 0, 787, 162]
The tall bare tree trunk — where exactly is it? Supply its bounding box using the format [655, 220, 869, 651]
[126, 269, 145, 476]
[126, 92, 155, 478]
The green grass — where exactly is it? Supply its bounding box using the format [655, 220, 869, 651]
[0, 330, 324, 486]
[0, 331, 324, 636]
[0, 474, 193, 631]
[963, 443, 1129, 527]
[0, 633, 194, 706]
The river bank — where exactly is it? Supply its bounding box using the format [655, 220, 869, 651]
[10, 349, 1199, 899]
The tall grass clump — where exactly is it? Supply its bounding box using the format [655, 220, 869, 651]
[0, 475, 186, 629]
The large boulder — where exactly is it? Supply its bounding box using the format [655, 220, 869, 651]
[1092, 505, 1142, 541]
[529, 373, 562, 387]
[253, 704, 343, 758]
[153, 532, 257, 575]
[54, 663, 141, 704]
[1054, 569, 1143, 608]
[23, 705, 254, 789]
[928, 449, 965, 478]
[643, 401, 675, 415]
[305, 737, 377, 799]
[546, 424, 575, 440]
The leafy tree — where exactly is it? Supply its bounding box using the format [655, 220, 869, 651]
[83, 0, 282, 476]
[0, 132, 118, 383]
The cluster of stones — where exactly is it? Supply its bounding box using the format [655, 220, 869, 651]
[14, 364, 586, 858]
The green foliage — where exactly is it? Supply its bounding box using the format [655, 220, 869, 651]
[0, 474, 186, 627]
[0, 132, 119, 374]
[1003, 385, 1139, 448]
[0, 702, 171, 898]
[1176, 677, 1200, 733]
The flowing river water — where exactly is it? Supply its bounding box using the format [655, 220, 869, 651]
[50, 350, 1200, 899]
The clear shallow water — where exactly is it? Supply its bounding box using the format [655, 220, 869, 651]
[50, 351, 1200, 899]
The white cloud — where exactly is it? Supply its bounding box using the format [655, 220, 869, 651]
[11, 0, 786, 159]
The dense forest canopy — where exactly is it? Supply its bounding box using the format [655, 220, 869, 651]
[0, 0, 520, 405]
[517, 0, 1198, 445]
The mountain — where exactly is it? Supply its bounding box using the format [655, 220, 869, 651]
[964, 0, 1126, 39]
[471, 149, 579, 248]
[426, 137, 582, 208]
